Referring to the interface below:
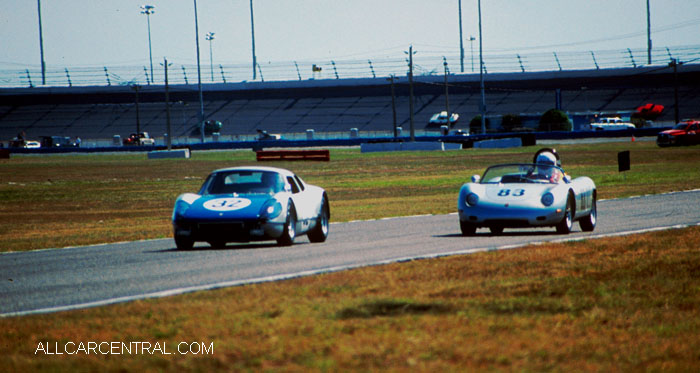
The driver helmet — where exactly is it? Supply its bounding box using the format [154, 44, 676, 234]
[533, 148, 561, 167]
[535, 151, 557, 178]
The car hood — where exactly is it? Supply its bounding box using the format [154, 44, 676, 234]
[659, 129, 685, 136]
[481, 183, 556, 201]
[181, 193, 274, 220]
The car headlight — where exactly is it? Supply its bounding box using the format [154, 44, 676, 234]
[260, 199, 283, 220]
[172, 200, 192, 221]
[466, 193, 479, 206]
[541, 192, 554, 206]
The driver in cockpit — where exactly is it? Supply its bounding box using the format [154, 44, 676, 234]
[532, 148, 564, 183]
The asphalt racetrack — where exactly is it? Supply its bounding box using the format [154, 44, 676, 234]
[2, 190, 699, 317]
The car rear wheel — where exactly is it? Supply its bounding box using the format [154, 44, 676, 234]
[175, 236, 194, 250]
[556, 195, 574, 234]
[308, 198, 329, 243]
[579, 194, 597, 232]
[460, 220, 476, 236]
[277, 204, 297, 246]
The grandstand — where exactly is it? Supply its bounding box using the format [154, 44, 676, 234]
[2, 64, 700, 144]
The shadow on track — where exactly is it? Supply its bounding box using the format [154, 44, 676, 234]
[151, 241, 309, 253]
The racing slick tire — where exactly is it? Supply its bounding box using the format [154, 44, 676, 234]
[579, 194, 597, 232]
[556, 195, 574, 234]
[175, 236, 194, 250]
[277, 203, 297, 246]
[308, 197, 330, 243]
[460, 220, 477, 236]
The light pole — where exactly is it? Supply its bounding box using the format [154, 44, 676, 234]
[478, 0, 486, 134]
[646, 0, 652, 65]
[206, 32, 215, 82]
[458, 0, 464, 73]
[37, 0, 46, 85]
[193, 0, 205, 142]
[140, 5, 155, 84]
[469, 36, 476, 72]
[249, 0, 257, 80]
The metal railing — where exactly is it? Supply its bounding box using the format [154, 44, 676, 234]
[2, 45, 699, 88]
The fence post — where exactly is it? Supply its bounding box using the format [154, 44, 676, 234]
[65, 68, 72, 87]
[104, 67, 111, 86]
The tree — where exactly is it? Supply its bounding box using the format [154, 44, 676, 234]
[469, 115, 490, 134]
[538, 109, 571, 131]
[501, 114, 522, 132]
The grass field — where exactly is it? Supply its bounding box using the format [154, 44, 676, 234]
[1, 141, 700, 371]
[1, 141, 699, 252]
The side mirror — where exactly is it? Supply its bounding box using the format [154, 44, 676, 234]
[471, 175, 481, 183]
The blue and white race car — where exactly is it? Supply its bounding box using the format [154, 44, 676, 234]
[458, 149, 596, 235]
[172, 166, 329, 249]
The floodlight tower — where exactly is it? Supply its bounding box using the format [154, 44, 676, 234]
[140, 5, 156, 84]
[206, 32, 216, 82]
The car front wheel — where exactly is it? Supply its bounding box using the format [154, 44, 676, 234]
[556, 195, 574, 234]
[175, 236, 194, 250]
[277, 204, 297, 246]
[460, 220, 476, 236]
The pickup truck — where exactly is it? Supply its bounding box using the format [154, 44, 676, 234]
[582, 117, 636, 131]
[123, 132, 155, 146]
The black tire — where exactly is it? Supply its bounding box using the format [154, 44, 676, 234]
[308, 197, 329, 243]
[174, 236, 194, 250]
[579, 194, 597, 232]
[277, 203, 297, 246]
[489, 225, 504, 235]
[556, 195, 574, 234]
[460, 220, 476, 236]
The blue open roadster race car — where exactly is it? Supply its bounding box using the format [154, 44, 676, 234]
[458, 149, 596, 235]
[172, 166, 329, 249]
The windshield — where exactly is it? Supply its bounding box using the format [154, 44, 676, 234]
[674, 123, 689, 130]
[480, 164, 564, 184]
[200, 170, 285, 195]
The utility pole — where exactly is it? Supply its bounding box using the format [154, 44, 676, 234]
[478, 0, 486, 134]
[458, 0, 464, 73]
[671, 59, 679, 124]
[444, 57, 451, 131]
[163, 58, 172, 150]
[647, 0, 652, 65]
[133, 85, 141, 135]
[193, 0, 205, 143]
[390, 75, 398, 138]
[406, 45, 416, 142]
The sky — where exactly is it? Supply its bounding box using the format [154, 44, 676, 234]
[2, 0, 700, 72]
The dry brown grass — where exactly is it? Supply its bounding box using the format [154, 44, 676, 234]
[2, 225, 698, 371]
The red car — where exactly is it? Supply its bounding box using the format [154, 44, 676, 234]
[657, 120, 700, 147]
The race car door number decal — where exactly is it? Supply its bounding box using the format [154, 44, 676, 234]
[498, 189, 525, 197]
[203, 198, 252, 211]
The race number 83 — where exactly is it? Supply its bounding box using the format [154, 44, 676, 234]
[498, 189, 525, 197]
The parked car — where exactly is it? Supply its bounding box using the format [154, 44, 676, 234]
[657, 120, 700, 147]
[172, 166, 330, 249]
[123, 132, 155, 146]
[582, 117, 636, 131]
[40, 136, 78, 148]
[24, 140, 41, 148]
[427, 111, 459, 128]
[458, 148, 596, 235]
